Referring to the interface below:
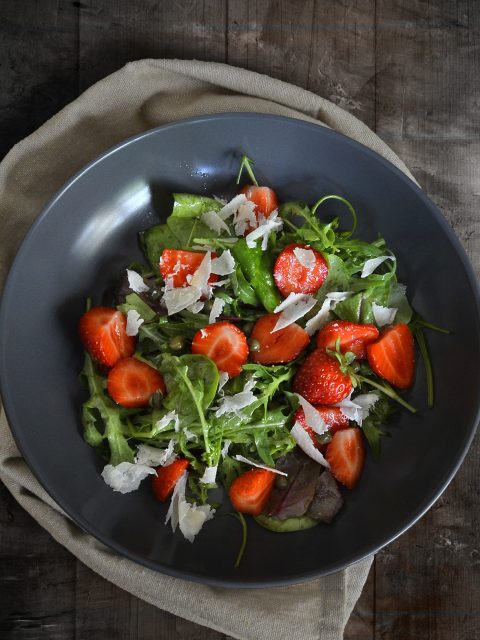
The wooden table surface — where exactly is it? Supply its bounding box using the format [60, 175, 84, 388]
[1, 1, 479, 638]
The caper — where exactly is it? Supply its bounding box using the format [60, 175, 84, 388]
[275, 475, 288, 490]
[316, 432, 332, 446]
[169, 335, 186, 351]
[149, 389, 164, 409]
[248, 338, 261, 353]
[242, 322, 254, 335]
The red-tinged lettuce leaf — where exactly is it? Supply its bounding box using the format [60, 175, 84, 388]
[306, 470, 343, 523]
[266, 449, 321, 520]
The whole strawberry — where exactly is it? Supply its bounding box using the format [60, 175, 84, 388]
[293, 348, 352, 405]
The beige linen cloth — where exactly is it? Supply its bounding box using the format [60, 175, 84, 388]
[0, 60, 416, 640]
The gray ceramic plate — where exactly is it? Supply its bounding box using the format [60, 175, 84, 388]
[1, 114, 479, 587]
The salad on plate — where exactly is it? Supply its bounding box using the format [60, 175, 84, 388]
[78, 155, 443, 561]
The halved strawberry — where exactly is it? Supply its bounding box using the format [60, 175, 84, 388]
[250, 313, 309, 365]
[325, 428, 365, 489]
[273, 243, 329, 297]
[159, 249, 218, 288]
[317, 320, 379, 359]
[239, 185, 278, 218]
[107, 357, 166, 408]
[366, 323, 415, 389]
[228, 468, 276, 516]
[294, 406, 350, 446]
[191, 321, 248, 377]
[292, 348, 352, 405]
[152, 458, 190, 502]
[79, 306, 135, 368]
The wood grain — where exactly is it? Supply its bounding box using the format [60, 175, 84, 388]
[0, 1, 479, 638]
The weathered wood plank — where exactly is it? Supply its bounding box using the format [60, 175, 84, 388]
[0, 0, 79, 160]
[373, 1, 480, 638]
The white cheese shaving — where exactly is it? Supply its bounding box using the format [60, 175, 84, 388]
[233, 199, 257, 235]
[199, 465, 218, 484]
[211, 250, 235, 275]
[372, 302, 397, 327]
[221, 439, 231, 458]
[218, 193, 248, 221]
[245, 210, 283, 250]
[101, 462, 156, 494]
[135, 442, 177, 467]
[304, 292, 352, 336]
[214, 377, 256, 417]
[361, 256, 395, 278]
[293, 247, 316, 269]
[126, 269, 149, 293]
[190, 251, 212, 298]
[209, 297, 225, 323]
[153, 411, 179, 435]
[273, 293, 317, 332]
[187, 300, 205, 314]
[296, 394, 328, 435]
[291, 422, 330, 468]
[125, 309, 144, 336]
[163, 286, 202, 315]
[213, 195, 227, 205]
[234, 454, 288, 477]
[218, 371, 229, 392]
[335, 392, 379, 426]
[165, 472, 215, 543]
[183, 427, 198, 442]
[201, 210, 230, 235]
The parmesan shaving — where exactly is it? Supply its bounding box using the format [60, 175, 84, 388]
[233, 199, 257, 235]
[293, 247, 316, 269]
[126, 269, 149, 293]
[209, 297, 225, 323]
[372, 303, 397, 327]
[211, 250, 235, 275]
[126, 309, 144, 336]
[273, 293, 316, 332]
[153, 411, 179, 435]
[361, 256, 395, 278]
[214, 377, 256, 417]
[245, 210, 283, 250]
[304, 292, 352, 336]
[335, 392, 379, 426]
[199, 465, 218, 484]
[234, 454, 288, 477]
[296, 394, 328, 435]
[291, 422, 330, 468]
[201, 210, 230, 235]
[221, 439, 231, 458]
[165, 472, 215, 543]
[101, 462, 156, 494]
[135, 442, 177, 467]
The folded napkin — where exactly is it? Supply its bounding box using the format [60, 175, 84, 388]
[0, 59, 417, 640]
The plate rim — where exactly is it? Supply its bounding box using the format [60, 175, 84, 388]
[1, 112, 479, 588]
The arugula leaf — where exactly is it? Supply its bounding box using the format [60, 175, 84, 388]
[139, 224, 180, 271]
[361, 395, 393, 461]
[81, 354, 135, 465]
[118, 292, 157, 321]
[171, 193, 222, 218]
[230, 264, 260, 306]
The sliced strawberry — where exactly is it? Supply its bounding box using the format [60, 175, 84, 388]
[325, 428, 365, 489]
[292, 348, 352, 405]
[191, 321, 248, 377]
[159, 249, 218, 288]
[317, 320, 379, 360]
[107, 357, 166, 408]
[273, 243, 329, 297]
[366, 323, 415, 389]
[152, 458, 190, 502]
[294, 406, 350, 445]
[239, 185, 278, 217]
[79, 306, 135, 368]
[250, 313, 309, 365]
[228, 468, 276, 516]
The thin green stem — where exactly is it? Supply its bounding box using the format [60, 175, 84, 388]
[226, 512, 248, 567]
[414, 328, 434, 408]
[357, 374, 417, 414]
[311, 194, 357, 238]
[236, 155, 259, 186]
